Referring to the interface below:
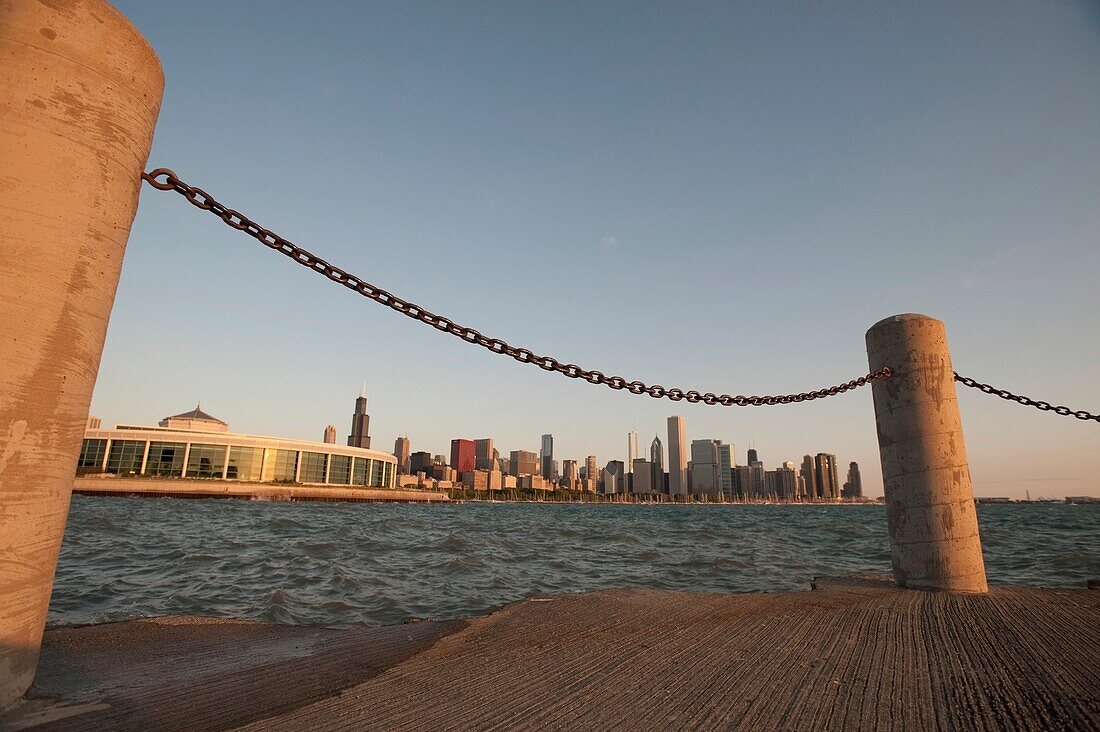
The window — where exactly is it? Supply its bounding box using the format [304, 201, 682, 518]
[269, 449, 298, 482]
[328, 454, 351, 485]
[352, 457, 369, 486]
[371, 458, 384, 487]
[381, 461, 394, 488]
[299, 451, 327, 484]
[186, 444, 226, 479]
[145, 442, 186, 476]
[105, 440, 146, 475]
[226, 446, 263, 481]
[77, 439, 107, 473]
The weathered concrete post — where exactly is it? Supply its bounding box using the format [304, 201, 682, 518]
[0, 0, 162, 707]
[866, 314, 988, 593]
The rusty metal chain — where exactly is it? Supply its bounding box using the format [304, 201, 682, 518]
[955, 373, 1100, 422]
[142, 168, 891, 406]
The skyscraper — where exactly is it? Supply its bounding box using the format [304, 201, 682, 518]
[776, 461, 799, 500]
[631, 458, 651, 493]
[475, 438, 495, 470]
[843, 462, 863, 499]
[627, 431, 638, 474]
[540, 434, 554, 479]
[815, 453, 839, 500]
[393, 436, 410, 474]
[601, 460, 625, 494]
[750, 463, 766, 498]
[718, 442, 736, 497]
[450, 439, 476, 475]
[690, 439, 721, 495]
[510, 450, 538, 476]
[801, 455, 818, 499]
[764, 469, 779, 500]
[667, 416, 687, 495]
[347, 391, 371, 449]
[735, 465, 753, 500]
[650, 435, 663, 467]
[562, 459, 579, 489]
[409, 451, 432, 474]
[323, 425, 336, 444]
[585, 455, 598, 486]
[747, 448, 759, 466]
[650, 435, 665, 493]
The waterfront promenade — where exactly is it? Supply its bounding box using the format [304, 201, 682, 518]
[3, 577, 1096, 731]
[72, 477, 449, 503]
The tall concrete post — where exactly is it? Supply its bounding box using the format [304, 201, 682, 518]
[866, 314, 988, 593]
[0, 0, 163, 707]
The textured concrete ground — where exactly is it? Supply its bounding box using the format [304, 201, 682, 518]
[3, 579, 1097, 731]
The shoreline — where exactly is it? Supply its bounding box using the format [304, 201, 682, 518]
[73, 477, 885, 506]
[72, 479, 1096, 507]
[73, 477, 449, 503]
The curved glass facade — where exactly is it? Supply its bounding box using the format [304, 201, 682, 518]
[299, 452, 327, 484]
[186, 444, 226, 479]
[146, 442, 185, 476]
[78, 428, 396, 490]
[78, 439, 107, 470]
[106, 440, 144, 475]
[226, 446, 263, 481]
[268, 449, 299, 483]
[329, 455, 351, 485]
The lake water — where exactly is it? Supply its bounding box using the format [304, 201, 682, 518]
[47, 496, 1100, 628]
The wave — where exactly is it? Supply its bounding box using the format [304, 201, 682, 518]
[48, 496, 1097, 629]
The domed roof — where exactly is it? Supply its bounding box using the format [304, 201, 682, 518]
[163, 404, 227, 425]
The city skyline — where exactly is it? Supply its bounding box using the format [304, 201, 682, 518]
[83, 388, 1085, 500]
[322, 394, 862, 499]
[88, 1, 1100, 500]
[95, 390, 879, 496]
[6, 1, 1096, 723]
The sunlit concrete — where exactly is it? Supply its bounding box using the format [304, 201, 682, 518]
[866, 314, 988, 592]
[0, 0, 163, 707]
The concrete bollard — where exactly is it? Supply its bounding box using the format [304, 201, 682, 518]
[866, 314, 988, 593]
[0, 0, 162, 707]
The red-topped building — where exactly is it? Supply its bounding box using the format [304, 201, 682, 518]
[450, 438, 476, 476]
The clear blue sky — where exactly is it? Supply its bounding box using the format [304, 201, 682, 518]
[96, 1, 1100, 498]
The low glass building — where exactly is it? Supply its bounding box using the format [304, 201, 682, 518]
[77, 406, 397, 489]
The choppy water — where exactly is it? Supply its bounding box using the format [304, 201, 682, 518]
[48, 496, 1099, 628]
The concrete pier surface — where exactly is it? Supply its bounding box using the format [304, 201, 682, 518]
[2, 579, 1097, 731]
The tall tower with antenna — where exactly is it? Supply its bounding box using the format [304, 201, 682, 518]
[347, 382, 371, 449]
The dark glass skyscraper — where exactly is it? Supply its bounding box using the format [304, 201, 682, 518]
[540, 434, 554, 479]
[410, 451, 432, 474]
[347, 394, 371, 449]
[843, 462, 863, 499]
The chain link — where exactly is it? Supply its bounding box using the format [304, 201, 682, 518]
[142, 168, 892, 406]
[954, 373, 1099, 422]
